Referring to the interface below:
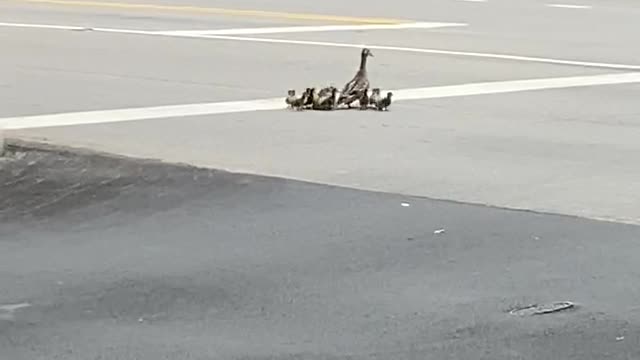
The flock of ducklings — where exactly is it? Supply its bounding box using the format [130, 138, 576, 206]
[286, 87, 392, 112]
[284, 47, 393, 112]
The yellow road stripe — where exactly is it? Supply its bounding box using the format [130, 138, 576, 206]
[17, 0, 408, 24]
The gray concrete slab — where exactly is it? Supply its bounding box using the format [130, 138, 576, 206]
[0, 26, 610, 117]
[3, 0, 640, 225]
[2, 146, 640, 360]
[4, 0, 639, 64]
[254, 26, 640, 68]
[223, 0, 640, 67]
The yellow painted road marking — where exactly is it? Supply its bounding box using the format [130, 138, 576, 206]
[17, 0, 408, 24]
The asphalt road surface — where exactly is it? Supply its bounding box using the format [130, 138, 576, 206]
[2, 0, 640, 358]
[2, 144, 640, 360]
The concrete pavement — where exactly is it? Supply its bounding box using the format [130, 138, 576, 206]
[3, 0, 640, 224]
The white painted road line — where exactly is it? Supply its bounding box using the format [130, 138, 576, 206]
[1, 98, 285, 130]
[0, 22, 86, 30]
[547, 4, 592, 9]
[157, 22, 467, 36]
[3, 72, 640, 130]
[0, 303, 31, 321]
[201, 35, 640, 71]
[0, 21, 159, 35]
[1, 21, 638, 71]
[392, 72, 640, 100]
[0, 303, 32, 312]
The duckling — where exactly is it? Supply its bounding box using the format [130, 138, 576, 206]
[318, 86, 334, 97]
[359, 89, 369, 110]
[376, 92, 393, 111]
[310, 88, 324, 110]
[330, 87, 339, 110]
[316, 87, 338, 110]
[331, 88, 338, 110]
[286, 90, 296, 108]
[295, 92, 309, 111]
[337, 48, 373, 108]
[369, 88, 382, 109]
[303, 88, 315, 109]
[315, 86, 333, 109]
[286, 89, 304, 110]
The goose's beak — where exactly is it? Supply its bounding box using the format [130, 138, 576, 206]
[369, 52, 374, 57]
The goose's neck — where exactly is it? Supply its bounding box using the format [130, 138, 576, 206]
[359, 54, 368, 71]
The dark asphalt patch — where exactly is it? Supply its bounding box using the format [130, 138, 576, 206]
[0, 142, 257, 225]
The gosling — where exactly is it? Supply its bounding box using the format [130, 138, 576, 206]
[304, 88, 316, 109]
[286, 89, 307, 111]
[359, 89, 369, 110]
[316, 87, 338, 110]
[376, 92, 393, 111]
[369, 88, 382, 109]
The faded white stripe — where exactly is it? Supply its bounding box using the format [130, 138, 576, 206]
[0, 21, 638, 71]
[3, 72, 640, 130]
[156, 22, 466, 36]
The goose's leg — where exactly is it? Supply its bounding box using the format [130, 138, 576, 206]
[344, 95, 357, 109]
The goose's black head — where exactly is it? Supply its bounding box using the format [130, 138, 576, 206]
[287, 89, 295, 96]
[386, 92, 393, 99]
[361, 48, 374, 58]
[372, 88, 381, 95]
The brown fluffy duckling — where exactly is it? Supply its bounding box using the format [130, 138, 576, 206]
[359, 89, 369, 110]
[316, 87, 338, 110]
[318, 86, 334, 97]
[376, 92, 393, 111]
[286, 89, 297, 108]
[286, 89, 305, 110]
[369, 88, 382, 109]
[304, 88, 316, 109]
[309, 88, 323, 109]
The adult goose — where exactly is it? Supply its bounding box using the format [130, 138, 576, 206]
[337, 48, 373, 108]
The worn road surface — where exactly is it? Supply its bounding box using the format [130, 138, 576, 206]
[2, 0, 640, 358]
[2, 146, 640, 360]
